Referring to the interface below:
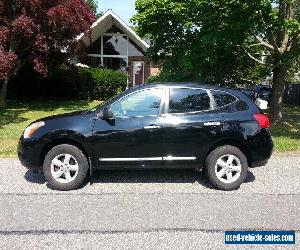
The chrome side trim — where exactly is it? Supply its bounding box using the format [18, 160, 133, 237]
[204, 122, 221, 126]
[99, 157, 162, 162]
[99, 156, 197, 162]
[163, 156, 196, 161]
[144, 125, 161, 130]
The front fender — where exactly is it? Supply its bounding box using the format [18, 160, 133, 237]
[38, 130, 93, 166]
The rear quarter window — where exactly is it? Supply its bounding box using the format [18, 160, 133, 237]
[212, 90, 238, 108]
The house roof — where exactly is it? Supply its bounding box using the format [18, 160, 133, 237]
[77, 10, 150, 52]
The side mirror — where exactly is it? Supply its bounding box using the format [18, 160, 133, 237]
[98, 108, 113, 120]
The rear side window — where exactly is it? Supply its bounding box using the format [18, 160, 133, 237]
[169, 88, 210, 114]
[212, 91, 237, 108]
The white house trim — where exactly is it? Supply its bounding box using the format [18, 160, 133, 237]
[77, 10, 149, 52]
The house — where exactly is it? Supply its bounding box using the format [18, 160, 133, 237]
[75, 10, 159, 86]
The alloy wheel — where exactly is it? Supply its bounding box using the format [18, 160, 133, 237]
[215, 154, 242, 184]
[50, 154, 79, 184]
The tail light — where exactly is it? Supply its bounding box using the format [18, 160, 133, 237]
[253, 113, 270, 129]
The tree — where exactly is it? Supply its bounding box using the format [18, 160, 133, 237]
[133, 0, 300, 122]
[133, 0, 271, 84]
[85, 0, 98, 16]
[200, 0, 300, 122]
[0, 0, 95, 107]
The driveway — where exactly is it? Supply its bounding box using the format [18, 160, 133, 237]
[0, 154, 299, 249]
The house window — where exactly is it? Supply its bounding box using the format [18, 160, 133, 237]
[128, 39, 144, 57]
[103, 35, 127, 56]
[87, 56, 102, 68]
[103, 57, 127, 72]
[87, 34, 128, 71]
[86, 30, 144, 72]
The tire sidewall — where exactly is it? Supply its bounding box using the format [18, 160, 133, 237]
[43, 144, 89, 191]
[206, 146, 248, 191]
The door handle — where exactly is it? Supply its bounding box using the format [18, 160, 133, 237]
[144, 125, 160, 130]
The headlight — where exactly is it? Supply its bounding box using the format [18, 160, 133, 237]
[24, 121, 45, 139]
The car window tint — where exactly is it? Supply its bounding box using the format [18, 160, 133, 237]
[169, 88, 210, 114]
[212, 91, 237, 108]
[261, 87, 270, 92]
[111, 88, 162, 117]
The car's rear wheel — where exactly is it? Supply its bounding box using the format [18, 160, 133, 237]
[205, 145, 248, 191]
[43, 144, 89, 191]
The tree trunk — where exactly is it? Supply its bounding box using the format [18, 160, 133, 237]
[0, 59, 24, 108]
[0, 77, 9, 108]
[270, 64, 286, 123]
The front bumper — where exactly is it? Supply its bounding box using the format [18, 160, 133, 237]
[18, 137, 43, 170]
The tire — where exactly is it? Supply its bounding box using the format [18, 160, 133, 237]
[205, 145, 248, 191]
[43, 144, 89, 191]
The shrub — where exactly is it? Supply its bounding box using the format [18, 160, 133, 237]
[7, 66, 128, 101]
[78, 68, 127, 100]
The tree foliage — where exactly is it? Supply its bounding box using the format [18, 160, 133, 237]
[133, 0, 300, 121]
[84, 0, 99, 16]
[132, 0, 266, 84]
[0, 0, 95, 106]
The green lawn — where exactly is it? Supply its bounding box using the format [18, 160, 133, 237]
[0, 101, 299, 157]
[270, 105, 300, 152]
[0, 100, 101, 157]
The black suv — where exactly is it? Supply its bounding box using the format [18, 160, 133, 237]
[18, 83, 273, 191]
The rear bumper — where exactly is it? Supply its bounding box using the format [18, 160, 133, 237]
[18, 137, 43, 170]
[247, 129, 273, 167]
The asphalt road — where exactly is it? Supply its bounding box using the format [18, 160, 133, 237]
[0, 154, 299, 249]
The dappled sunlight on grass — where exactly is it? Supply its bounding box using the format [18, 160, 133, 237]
[270, 105, 300, 152]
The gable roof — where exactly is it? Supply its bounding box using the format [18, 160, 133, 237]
[77, 10, 149, 52]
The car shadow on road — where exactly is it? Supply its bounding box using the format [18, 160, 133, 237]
[91, 169, 256, 190]
[24, 169, 45, 184]
[24, 168, 256, 190]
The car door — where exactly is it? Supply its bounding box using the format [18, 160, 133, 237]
[162, 87, 223, 168]
[92, 87, 165, 169]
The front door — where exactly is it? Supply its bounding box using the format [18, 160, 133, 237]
[92, 87, 165, 168]
[133, 61, 144, 86]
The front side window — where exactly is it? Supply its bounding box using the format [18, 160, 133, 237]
[168, 88, 210, 114]
[110, 88, 162, 117]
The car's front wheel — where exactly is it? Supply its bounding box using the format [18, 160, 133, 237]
[205, 145, 248, 191]
[43, 144, 89, 191]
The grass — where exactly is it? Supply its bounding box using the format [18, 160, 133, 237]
[270, 105, 300, 152]
[0, 101, 299, 157]
[0, 100, 101, 157]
